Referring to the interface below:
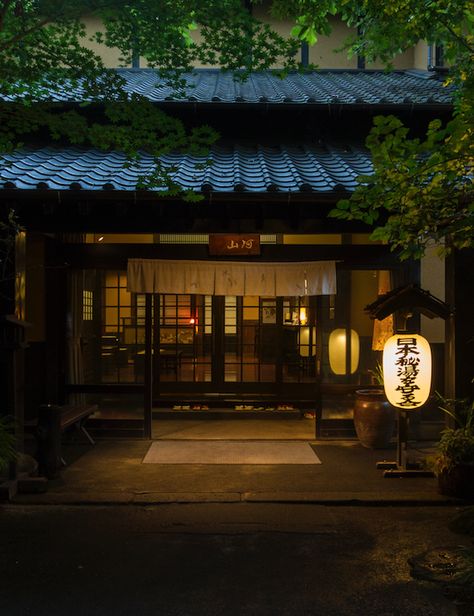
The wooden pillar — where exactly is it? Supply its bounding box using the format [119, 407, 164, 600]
[444, 253, 456, 408]
[143, 294, 153, 439]
[44, 236, 67, 404]
[453, 249, 474, 399]
[0, 212, 28, 471]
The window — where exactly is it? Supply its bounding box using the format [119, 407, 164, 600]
[83, 290, 93, 321]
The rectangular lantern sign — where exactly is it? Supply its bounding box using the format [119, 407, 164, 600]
[209, 234, 260, 256]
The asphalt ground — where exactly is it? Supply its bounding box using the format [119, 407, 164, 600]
[0, 503, 467, 616]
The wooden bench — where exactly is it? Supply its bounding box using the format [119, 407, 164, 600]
[36, 403, 97, 478]
[59, 404, 97, 446]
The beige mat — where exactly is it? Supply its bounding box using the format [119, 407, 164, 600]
[142, 440, 321, 465]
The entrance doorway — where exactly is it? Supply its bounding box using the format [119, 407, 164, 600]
[151, 293, 319, 409]
[68, 264, 397, 439]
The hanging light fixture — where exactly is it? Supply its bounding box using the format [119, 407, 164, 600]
[329, 328, 359, 375]
[382, 333, 431, 410]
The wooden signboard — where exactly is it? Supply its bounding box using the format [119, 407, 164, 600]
[209, 234, 260, 256]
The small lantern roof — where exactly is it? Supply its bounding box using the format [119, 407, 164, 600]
[365, 284, 451, 321]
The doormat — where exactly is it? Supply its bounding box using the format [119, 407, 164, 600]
[142, 441, 321, 465]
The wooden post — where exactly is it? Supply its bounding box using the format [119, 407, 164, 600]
[144, 294, 153, 439]
[443, 253, 456, 432]
[36, 404, 62, 479]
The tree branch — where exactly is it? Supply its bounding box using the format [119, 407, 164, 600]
[438, 16, 474, 54]
[0, 17, 50, 51]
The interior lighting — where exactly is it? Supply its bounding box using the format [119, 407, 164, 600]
[299, 307, 308, 325]
[328, 328, 359, 375]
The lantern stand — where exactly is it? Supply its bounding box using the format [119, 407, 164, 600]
[376, 310, 433, 477]
[364, 285, 452, 478]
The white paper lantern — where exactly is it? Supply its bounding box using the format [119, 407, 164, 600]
[329, 328, 359, 375]
[383, 334, 432, 410]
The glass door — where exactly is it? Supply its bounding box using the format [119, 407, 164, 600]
[152, 294, 213, 387]
[152, 293, 319, 396]
[224, 296, 277, 384]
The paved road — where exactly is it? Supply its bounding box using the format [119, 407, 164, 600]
[0, 504, 467, 615]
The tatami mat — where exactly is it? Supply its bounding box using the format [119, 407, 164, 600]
[142, 440, 321, 465]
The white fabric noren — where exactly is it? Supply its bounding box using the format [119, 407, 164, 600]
[127, 259, 336, 296]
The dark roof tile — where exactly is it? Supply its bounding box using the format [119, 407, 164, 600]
[2, 69, 454, 106]
[0, 142, 373, 194]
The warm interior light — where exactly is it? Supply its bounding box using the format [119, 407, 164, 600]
[189, 317, 196, 325]
[299, 307, 308, 325]
[298, 327, 316, 357]
[328, 328, 360, 375]
[97, 236, 104, 242]
[383, 333, 431, 410]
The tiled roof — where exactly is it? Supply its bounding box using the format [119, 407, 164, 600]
[4, 69, 454, 106]
[0, 143, 373, 193]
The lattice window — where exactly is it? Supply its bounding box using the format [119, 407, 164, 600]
[82, 290, 93, 321]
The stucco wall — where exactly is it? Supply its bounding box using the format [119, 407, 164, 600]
[81, 13, 426, 71]
[414, 41, 429, 70]
[82, 16, 124, 68]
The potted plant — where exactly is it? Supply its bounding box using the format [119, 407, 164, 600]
[353, 362, 397, 449]
[433, 395, 474, 499]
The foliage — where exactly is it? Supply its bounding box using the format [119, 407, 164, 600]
[433, 394, 474, 474]
[437, 393, 474, 432]
[0, 0, 301, 195]
[0, 208, 22, 305]
[0, 0, 473, 237]
[0, 1, 300, 95]
[0, 415, 16, 472]
[330, 113, 473, 260]
[368, 361, 384, 386]
[274, 1, 474, 259]
[435, 428, 474, 473]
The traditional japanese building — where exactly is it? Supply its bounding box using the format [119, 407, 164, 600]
[1, 64, 459, 442]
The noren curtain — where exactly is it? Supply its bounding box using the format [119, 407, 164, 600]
[127, 259, 336, 296]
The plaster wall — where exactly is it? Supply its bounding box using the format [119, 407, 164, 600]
[367, 48, 415, 70]
[307, 17, 358, 69]
[82, 16, 124, 68]
[414, 41, 429, 70]
[350, 270, 378, 337]
[82, 13, 423, 72]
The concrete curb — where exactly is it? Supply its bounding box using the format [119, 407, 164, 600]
[9, 490, 458, 506]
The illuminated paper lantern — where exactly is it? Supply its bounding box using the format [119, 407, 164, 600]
[383, 334, 431, 410]
[329, 329, 359, 375]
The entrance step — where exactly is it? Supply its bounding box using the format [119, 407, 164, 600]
[87, 417, 144, 438]
[153, 409, 302, 420]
